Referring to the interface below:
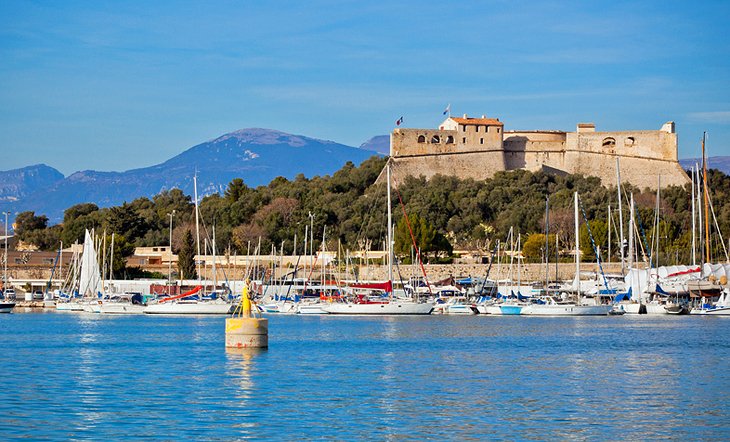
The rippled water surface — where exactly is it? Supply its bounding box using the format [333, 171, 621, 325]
[1, 311, 729, 440]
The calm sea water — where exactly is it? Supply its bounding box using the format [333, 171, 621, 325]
[1, 311, 729, 440]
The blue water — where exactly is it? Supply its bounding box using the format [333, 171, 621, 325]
[1, 311, 729, 440]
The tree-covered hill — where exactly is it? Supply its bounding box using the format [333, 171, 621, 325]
[10, 156, 730, 271]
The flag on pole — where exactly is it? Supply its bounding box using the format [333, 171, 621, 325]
[443, 104, 450, 115]
[396, 116, 404, 126]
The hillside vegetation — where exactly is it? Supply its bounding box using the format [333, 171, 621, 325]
[11, 156, 730, 273]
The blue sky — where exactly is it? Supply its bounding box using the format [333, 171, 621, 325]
[1, 0, 728, 175]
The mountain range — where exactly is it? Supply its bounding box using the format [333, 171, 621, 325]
[1, 129, 726, 224]
[678, 156, 730, 174]
[0, 128, 381, 223]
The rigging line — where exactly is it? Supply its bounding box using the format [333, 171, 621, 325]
[632, 200, 653, 266]
[389, 166, 432, 295]
[577, 195, 610, 293]
[706, 188, 730, 262]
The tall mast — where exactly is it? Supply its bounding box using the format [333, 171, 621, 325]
[653, 176, 661, 268]
[574, 192, 580, 293]
[702, 132, 710, 263]
[194, 174, 201, 281]
[697, 166, 704, 265]
[386, 160, 393, 285]
[691, 166, 696, 266]
[616, 158, 625, 274]
[628, 193, 635, 295]
[109, 233, 115, 281]
[3, 212, 7, 290]
[544, 196, 549, 287]
[212, 225, 217, 289]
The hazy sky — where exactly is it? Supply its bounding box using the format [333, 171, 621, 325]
[1, 1, 728, 175]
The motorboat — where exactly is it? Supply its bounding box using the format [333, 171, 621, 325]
[99, 293, 147, 314]
[432, 296, 477, 315]
[690, 289, 730, 315]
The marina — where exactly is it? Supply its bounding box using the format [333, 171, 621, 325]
[2, 310, 729, 440]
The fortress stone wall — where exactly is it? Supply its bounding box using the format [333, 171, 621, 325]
[391, 115, 690, 189]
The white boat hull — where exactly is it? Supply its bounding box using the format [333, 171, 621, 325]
[321, 301, 433, 315]
[690, 307, 730, 315]
[56, 302, 85, 311]
[478, 304, 503, 315]
[444, 305, 477, 315]
[620, 302, 668, 315]
[144, 301, 234, 315]
[259, 302, 299, 314]
[83, 302, 102, 313]
[520, 304, 612, 316]
[99, 303, 147, 314]
[297, 304, 329, 315]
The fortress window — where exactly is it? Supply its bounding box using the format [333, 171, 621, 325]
[602, 137, 616, 148]
[497, 128, 501, 133]
[625, 137, 635, 147]
[462, 126, 466, 132]
[431, 135, 441, 143]
[462, 137, 466, 144]
[418, 135, 426, 143]
[480, 138, 484, 144]
[475, 126, 479, 133]
[446, 136, 454, 144]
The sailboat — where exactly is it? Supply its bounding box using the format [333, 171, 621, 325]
[143, 176, 235, 315]
[1, 214, 15, 313]
[320, 160, 433, 315]
[521, 192, 612, 316]
[79, 229, 105, 313]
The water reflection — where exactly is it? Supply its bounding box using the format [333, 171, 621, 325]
[225, 347, 265, 433]
[74, 314, 103, 434]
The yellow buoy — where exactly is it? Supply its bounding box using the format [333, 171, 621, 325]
[225, 280, 268, 349]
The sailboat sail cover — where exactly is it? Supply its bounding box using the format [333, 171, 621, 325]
[78, 230, 103, 297]
[349, 281, 393, 292]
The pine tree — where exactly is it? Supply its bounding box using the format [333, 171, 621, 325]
[178, 229, 197, 280]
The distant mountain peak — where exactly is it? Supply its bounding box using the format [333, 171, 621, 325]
[1, 128, 377, 222]
[210, 128, 334, 148]
[359, 135, 390, 155]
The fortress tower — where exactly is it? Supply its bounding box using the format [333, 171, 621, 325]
[390, 115, 690, 189]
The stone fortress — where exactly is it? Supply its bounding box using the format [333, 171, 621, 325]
[390, 114, 690, 189]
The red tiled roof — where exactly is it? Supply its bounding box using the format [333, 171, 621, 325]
[450, 117, 503, 126]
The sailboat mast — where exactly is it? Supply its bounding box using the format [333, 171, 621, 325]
[629, 193, 635, 296]
[616, 158, 625, 274]
[544, 196, 549, 288]
[574, 192, 580, 293]
[386, 161, 393, 285]
[702, 132, 710, 263]
[3, 212, 7, 289]
[194, 174, 202, 281]
[109, 233, 115, 281]
[212, 225, 217, 289]
[691, 166, 697, 266]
